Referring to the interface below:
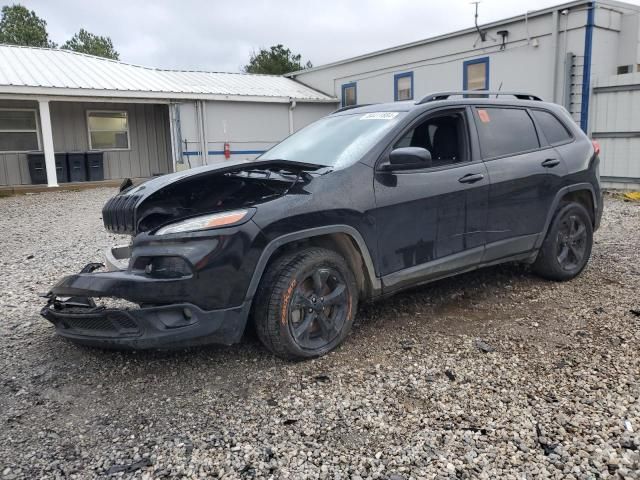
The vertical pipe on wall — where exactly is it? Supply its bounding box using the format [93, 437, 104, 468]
[194, 100, 203, 165]
[580, 2, 595, 132]
[288, 99, 297, 134]
[168, 103, 179, 173]
[551, 10, 560, 103]
[37, 99, 58, 187]
[200, 100, 209, 164]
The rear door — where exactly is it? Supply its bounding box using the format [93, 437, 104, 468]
[472, 106, 568, 262]
[373, 107, 489, 292]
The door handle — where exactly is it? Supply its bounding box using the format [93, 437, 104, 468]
[458, 173, 484, 184]
[541, 158, 560, 168]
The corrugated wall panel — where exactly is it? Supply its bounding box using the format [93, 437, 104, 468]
[592, 75, 640, 183]
[146, 104, 160, 176]
[134, 103, 150, 177]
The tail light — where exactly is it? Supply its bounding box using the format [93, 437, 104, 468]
[592, 140, 601, 155]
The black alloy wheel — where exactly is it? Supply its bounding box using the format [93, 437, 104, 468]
[254, 247, 358, 359]
[533, 202, 593, 281]
[288, 267, 349, 350]
[556, 213, 588, 271]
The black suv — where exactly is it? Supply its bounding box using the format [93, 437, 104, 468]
[42, 91, 603, 359]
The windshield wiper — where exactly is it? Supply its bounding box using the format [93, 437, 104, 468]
[255, 159, 330, 170]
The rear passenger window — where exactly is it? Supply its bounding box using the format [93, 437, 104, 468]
[531, 110, 573, 145]
[474, 107, 539, 158]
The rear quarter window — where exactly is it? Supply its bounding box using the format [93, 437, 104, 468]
[474, 107, 540, 158]
[530, 109, 573, 145]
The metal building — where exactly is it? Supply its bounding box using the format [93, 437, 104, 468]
[0, 45, 336, 188]
[288, 0, 640, 189]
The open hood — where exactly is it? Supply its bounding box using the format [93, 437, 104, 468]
[102, 160, 329, 235]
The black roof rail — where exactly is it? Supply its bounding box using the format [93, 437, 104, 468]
[332, 103, 375, 114]
[416, 91, 543, 104]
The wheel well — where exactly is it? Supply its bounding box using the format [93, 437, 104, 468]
[265, 233, 374, 299]
[561, 190, 595, 225]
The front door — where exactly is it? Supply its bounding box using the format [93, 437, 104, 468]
[470, 106, 568, 261]
[373, 108, 489, 292]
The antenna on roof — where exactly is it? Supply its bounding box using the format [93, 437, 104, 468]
[471, 2, 487, 42]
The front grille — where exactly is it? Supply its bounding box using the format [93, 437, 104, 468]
[102, 194, 140, 234]
[63, 316, 115, 332]
[54, 309, 141, 337]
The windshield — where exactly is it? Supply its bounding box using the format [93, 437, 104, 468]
[259, 111, 406, 168]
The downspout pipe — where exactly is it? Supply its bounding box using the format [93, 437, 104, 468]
[551, 10, 560, 103]
[202, 100, 210, 164]
[288, 99, 297, 134]
[580, 1, 595, 133]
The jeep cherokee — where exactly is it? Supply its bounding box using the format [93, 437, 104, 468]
[41, 91, 603, 359]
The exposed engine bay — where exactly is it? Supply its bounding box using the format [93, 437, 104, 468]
[103, 160, 328, 236]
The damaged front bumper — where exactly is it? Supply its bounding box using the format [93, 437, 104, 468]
[40, 221, 264, 350]
[40, 262, 251, 349]
[41, 290, 250, 349]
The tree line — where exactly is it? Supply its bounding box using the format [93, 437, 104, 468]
[0, 4, 312, 74]
[0, 4, 119, 59]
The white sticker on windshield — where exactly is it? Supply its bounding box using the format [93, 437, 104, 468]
[359, 112, 399, 120]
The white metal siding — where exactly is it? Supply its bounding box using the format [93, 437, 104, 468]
[176, 100, 337, 167]
[591, 73, 640, 184]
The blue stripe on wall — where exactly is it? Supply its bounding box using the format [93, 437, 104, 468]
[580, 2, 595, 133]
[183, 150, 266, 156]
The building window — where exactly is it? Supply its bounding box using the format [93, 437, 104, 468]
[0, 109, 40, 152]
[617, 65, 632, 75]
[341, 82, 357, 107]
[394, 72, 414, 101]
[87, 110, 130, 150]
[463, 57, 489, 91]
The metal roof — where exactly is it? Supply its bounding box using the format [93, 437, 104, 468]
[0, 45, 336, 103]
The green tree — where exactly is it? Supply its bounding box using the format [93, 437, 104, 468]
[0, 4, 56, 47]
[62, 28, 119, 59]
[243, 44, 312, 75]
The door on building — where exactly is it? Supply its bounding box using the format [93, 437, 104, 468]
[470, 106, 569, 262]
[373, 107, 489, 291]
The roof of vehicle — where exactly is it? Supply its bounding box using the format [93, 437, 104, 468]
[331, 92, 555, 116]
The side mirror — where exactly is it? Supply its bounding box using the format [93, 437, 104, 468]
[381, 147, 432, 171]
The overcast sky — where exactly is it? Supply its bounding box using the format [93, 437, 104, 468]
[14, 0, 640, 72]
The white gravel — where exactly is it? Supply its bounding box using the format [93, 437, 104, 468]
[0, 188, 638, 479]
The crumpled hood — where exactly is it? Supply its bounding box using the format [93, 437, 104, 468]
[102, 159, 328, 235]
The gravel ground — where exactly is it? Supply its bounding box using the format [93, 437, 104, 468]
[0, 188, 639, 480]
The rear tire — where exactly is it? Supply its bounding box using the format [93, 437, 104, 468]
[253, 247, 359, 360]
[533, 202, 593, 281]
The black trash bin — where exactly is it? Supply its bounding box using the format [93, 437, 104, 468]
[86, 152, 104, 181]
[27, 153, 47, 184]
[28, 153, 70, 184]
[55, 153, 69, 183]
[67, 153, 87, 182]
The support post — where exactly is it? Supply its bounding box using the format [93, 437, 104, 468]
[38, 99, 58, 187]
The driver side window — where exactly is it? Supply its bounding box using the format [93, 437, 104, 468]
[395, 111, 468, 168]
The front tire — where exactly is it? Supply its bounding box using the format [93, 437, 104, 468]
[533, 202, 593, 281]
[253, 247, 359, 360]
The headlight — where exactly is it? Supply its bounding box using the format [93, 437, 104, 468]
[155, 209, 251, 235]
